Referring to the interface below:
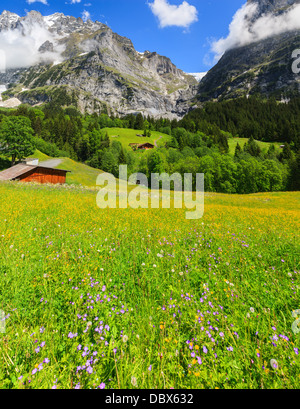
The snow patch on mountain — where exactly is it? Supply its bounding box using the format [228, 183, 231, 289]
[188, 72, 207, 82]
[0, 84, 7, 101]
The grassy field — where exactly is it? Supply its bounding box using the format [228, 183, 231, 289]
[103, 130, 282, 158]
[56, 157, 104, 187]
[30, 150, 104, 188]
[0, 181, 299, 389]
[228, 138, 283, 156]
[102, 128, 171, 151]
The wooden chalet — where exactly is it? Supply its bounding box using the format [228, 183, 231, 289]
[129, 143, 155, 151]
[138, 143, 155, 150]
[0, 159, 70, 185]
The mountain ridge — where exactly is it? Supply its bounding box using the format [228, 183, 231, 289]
[197, 0, 300, 102]
[1, 4, 300, 115]
[0, 10, 198, 118]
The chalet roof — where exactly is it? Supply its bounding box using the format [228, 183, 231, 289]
[138, 143, 154, 148]
[0, 164, 70, 181]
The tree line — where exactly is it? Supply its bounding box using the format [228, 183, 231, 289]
[0, 96, 299, 192]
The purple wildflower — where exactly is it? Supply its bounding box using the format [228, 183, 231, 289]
[87, 366, 93, 374]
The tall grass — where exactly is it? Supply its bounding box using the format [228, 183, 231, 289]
[0, 182, 299, 389]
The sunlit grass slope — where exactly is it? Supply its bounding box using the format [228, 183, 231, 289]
[0, 181, 299, 390]
[103, 128, 171, 150]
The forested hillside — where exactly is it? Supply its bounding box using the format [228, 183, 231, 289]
[179, 97, 300, 149]
[0, 96, 299, 193]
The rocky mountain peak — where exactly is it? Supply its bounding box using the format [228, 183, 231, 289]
[0, 9, 198, 118]
[247, 0, 300, 16]
[0, 9, 106, 35]
[197, 0, 300, 102]
[0, 10, 20, 30]
[44, 12, 105, 35]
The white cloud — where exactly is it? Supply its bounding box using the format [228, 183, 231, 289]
[81, 10, 91, 22]
[0, 16, 64, 69]
[26, 0, 49, 4]
[148, 0, 198, 29]
[211, 2, 300, 62]
[188, 72, 207, 82]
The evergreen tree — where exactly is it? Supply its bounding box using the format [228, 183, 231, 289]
[243, 136, 261, 157]
[134, 113, 144, 130]
[279, 143, 293, 162]
[266, 143, 276, 159]
[33, 117, 43, 136]
[119, 148, 127, 165]
[166, 135, 179, 149]
[234, 142, 242, 158]
[101, 132, 110, 149]
[101, 151, 118, 176]
[288, 150, 300, 190]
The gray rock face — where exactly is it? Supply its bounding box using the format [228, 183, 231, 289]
[0, 10, 197, 118]
[247, 0, 300, 15]
[198, 0, 300, 101]
[18, 48, 198, 118]
[0, 10, 20, 31]
[0, 68, 27, 85]
[38, 41, 54, 54]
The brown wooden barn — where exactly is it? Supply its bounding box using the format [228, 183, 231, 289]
[138, 143, 154, 150]
[0, 161, 70, 185]
[129, 142, 155, 151]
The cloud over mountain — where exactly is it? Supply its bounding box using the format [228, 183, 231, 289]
[0, 12, 64, 69]
[211, 1, 300, 61]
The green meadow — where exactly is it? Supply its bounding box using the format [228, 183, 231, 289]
[0, 179, 299, 389]
[102, 128, 171, 150]
[227, 138, 283, 156]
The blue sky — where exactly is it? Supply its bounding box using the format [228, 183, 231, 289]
[0, 0, 247, 72]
